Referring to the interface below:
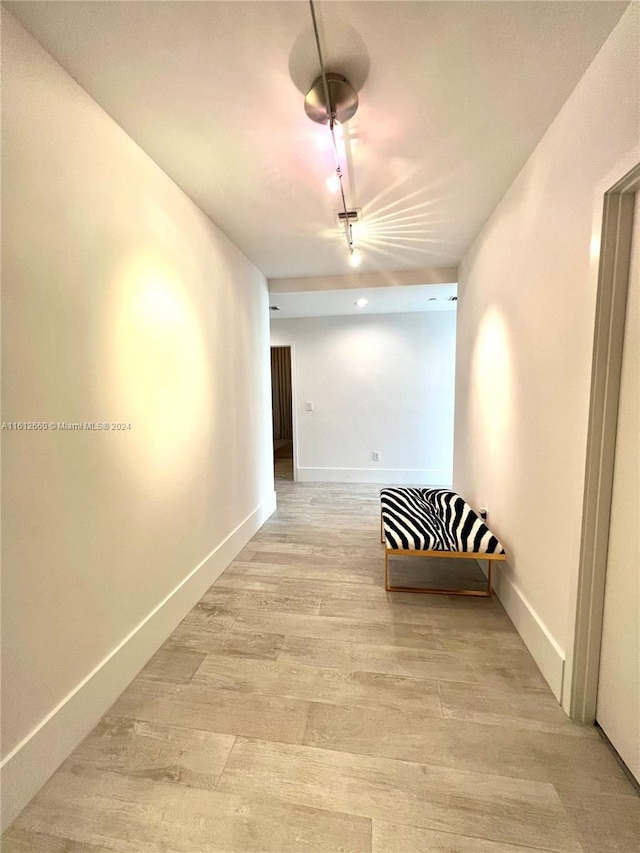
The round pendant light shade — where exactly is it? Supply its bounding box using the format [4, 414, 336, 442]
[304, 73, 359, 125]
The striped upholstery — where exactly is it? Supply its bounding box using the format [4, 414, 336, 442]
[381, 487, 505, 555]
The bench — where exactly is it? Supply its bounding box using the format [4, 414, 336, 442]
[380, 487, 506, 597]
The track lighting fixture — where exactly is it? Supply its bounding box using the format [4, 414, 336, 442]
[305, 0, 362, 265]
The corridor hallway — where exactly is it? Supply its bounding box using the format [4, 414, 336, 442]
[4, 481, 639, 852]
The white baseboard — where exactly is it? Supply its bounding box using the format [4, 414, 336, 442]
[0, 491, 277, 833]
[488, 562, 565, 701]
[296, 467, 452, 485]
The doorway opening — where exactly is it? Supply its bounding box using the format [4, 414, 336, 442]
[270, 346, 294, 481]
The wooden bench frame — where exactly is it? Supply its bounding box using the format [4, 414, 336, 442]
[380, 512, 507, 597]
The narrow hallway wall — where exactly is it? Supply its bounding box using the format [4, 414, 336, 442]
[1, 10, 275, 828]
[453, 5, 639, 701]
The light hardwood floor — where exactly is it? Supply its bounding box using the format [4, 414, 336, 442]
[3, 481, 639, 852]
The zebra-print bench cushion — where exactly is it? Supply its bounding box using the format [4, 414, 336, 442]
[381, 487, 505, 555]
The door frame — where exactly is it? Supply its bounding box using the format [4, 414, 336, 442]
[567, 162, 640, 722]
[270, 343, 298, 482]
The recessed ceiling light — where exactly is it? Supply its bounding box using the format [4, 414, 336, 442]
[355, 298, 368, 308]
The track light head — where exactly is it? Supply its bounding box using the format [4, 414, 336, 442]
[349, 248, 362, 268]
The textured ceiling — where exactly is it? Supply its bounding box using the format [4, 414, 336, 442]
[6, 1, 628, 279]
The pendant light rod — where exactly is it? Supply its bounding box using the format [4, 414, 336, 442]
[309, 0, 355, 254]
[309, 0, 333, 127]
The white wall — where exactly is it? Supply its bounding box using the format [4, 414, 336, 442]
[0, 11, 275, 829]
[271, 311, 456, 484]
[453, 4, 640, 702]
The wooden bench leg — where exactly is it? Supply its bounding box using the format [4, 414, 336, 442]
[385, 552, 495, 597]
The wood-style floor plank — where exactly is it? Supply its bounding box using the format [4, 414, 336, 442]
[319, 594, 519, 632]
[68, 718, 235, 790]
[226, 559, 380, 585]
[303, 703, 632, 790]
[232, 609, 528, 654]
[277, 633, 549, 689]
[108, 679, 311, 744]
[554, 787, 640, 853]
[137, 649, 206, 684]
[1, 828, 115, 853]
[192, 654, 443, 714]
[372, 821, 559, 853]
[217, 737, 582, 852]
[164, 627, 284, 660]
[5, 767, 371, 852]
[438, 679, 597, 736]
[198, 586, 323, 615]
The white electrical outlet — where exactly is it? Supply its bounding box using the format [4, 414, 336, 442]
[373, 451, 381, 462]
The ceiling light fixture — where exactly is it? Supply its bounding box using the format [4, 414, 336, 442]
[355, 298, 368, 307]
[325, 174, 341, 194]
[305, 0, 361, 266]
